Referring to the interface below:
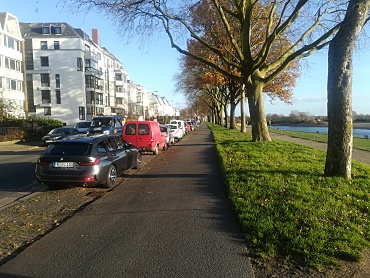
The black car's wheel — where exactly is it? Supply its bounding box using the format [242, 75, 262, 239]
[134, 152, 142, 169]
[105, 164, 117, 188]
[153, 145, 159, 155]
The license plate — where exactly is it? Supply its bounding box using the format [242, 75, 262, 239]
[53, 162, 74, 168]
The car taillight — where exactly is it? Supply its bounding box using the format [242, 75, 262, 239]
[36, 159, 49, 165]
[78, 158, 100, 166]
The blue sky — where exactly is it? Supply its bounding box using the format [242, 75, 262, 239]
[2, 0, 370, 116]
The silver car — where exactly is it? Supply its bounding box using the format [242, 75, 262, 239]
[36, 135, 141, 188]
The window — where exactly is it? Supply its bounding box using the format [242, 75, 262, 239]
[41, 41, 48, 50]
[27, 74, 36, 113]
[4, 78, 19, 90]
[7, 37, 14, 49]
[54, 26, 62, 34]
[16, 61, 21, 71]
[26, 52, 34, 70]
[56, 89, 61, 104]
[107, 138, 118, 151]
[79, 106, 85, 120]
[55, 74, 60, 88]
[90, 91, 94, 104]
[77, 57, 83, 71]
[4, 57, 21, 72]
[42, 27, 50, 34]
[116, 98, 123, 104]
[41, 74, 50, 87]
[125, 124, 136, 135]
[44, 107, 51, 115]
[0, 77, 2, 89]
[54, 41, 60, 49]
[138, 124, 149, 135]
[97, 142, 107, 153]
[85, 76, 94, 89]
[42, 90, 51, 103]
[9, 59, 15, 70]
[40, 56, 49, 66]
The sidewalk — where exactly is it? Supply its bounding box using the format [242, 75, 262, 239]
[0, 123, 256, 278]
[0, 140, 42, 152]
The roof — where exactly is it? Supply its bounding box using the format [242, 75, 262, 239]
[0, 12, 23, 40]
[19, 22, 81, 38]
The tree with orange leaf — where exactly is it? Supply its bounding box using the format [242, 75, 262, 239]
[63, 0, 345, 141]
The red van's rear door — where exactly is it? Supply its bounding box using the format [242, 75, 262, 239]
[123, 123, 138, 147]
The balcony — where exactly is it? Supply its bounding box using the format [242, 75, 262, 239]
[84, 51, 98, 62]
[85, 67, 103, 76]
[115, 80, 124, 86]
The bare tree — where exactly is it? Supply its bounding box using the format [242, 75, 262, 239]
[325, 0, 370, 179]
[62, 0, 346, 141]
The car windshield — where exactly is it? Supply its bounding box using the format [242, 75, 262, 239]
[44, 143, 92, 155]
[76, 122, 90, 128]
[49, 128, 66, 135]
[91, 119, 111, 127]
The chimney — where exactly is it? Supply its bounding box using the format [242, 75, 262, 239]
[92, 28, 99, 45]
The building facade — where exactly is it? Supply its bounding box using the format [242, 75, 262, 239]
[0, 12, 25, 118]
[1, 15, 177, 125]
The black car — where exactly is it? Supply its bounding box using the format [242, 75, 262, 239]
[35, 135, 141, 188]
[41, 126, 83, 146]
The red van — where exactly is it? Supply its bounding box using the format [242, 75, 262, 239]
[122, 120, 167, 155]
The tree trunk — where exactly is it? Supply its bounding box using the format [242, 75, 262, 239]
[229, 83, 237, 129]
[229, 102, 237, 129]
[325, 0, 370, 178]
[247, 82, 271, 141]
[223, 104, 228, 128]
[240, 84, 247, 133]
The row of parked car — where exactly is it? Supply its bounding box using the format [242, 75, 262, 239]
[36, 117, 200, 189]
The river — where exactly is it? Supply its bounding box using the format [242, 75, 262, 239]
[270, 125, 370, 138]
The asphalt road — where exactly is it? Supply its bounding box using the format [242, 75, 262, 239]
[0, 148, 46, 208]
[0, 123, 255, 278]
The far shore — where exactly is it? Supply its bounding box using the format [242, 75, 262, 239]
[271, 122, 370, 130]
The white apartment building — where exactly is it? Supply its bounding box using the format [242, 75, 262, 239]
[2, 17, 178, 125]
[20, 22, 113, 125]
[0, 12, 25, 118]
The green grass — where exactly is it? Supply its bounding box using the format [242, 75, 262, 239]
[269, 128, 370, 151]
[208, 123, 370, 269]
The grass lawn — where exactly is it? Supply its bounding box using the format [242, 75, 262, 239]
[269, 128, 370, 152]
[207, 123, 370, 269]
